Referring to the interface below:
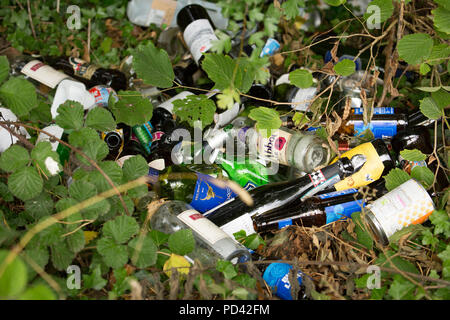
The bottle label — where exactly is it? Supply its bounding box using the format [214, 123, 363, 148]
[183, 19, 218, 64]
[332, 142, 385, 191]
[278, 219, 293, 229]
[368, 179, 434, 239]
[353, 107, 395, 115]
[316, 188, 359, 199]
[289, 86, 318, 111]
[177, 209, 229, 245]
[351, 120, 398, 139]
[260, 38, 280, 58]
[302, 172, 342, 200]
[21, 60, 69, 88]
[158, 91, 194, 114]
[325, 199, 365, 224]
[68, 57, 99, 80]
[190, 173, 237, 213]
[214, 102, 242, 127]
[220, 213, 256, 237]
[257, 129, 293, 165]
[88, 85, 118, 107]
[146, 0, 177, 26]
[152, 131, 165, 142]
[398, 156, 427, 175]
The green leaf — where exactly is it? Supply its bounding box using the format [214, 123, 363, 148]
[0, 250, 28, 298]
[282, 0, 305, 20]
[0, 144, 30, 172]
[85, 107, 116, 132]
[429, 210, 450, 237]
[383, 168, 411, 192]
[289, 69, 313, 89]
[397, 33, 433, 65]
[216, 260, 238, 279]
[54, 100, 84, 130]
[128, 235, 158, 268]
[102, 215, 139, 244]
[352, 211, 373, 250]
[50, 240, 76, 271]
[399, 149, 427, 161]
[68, 179, 110, 219]
[19, 284, 56, 300]
[122, 155, 149, 198]
[0, 77, 37, 117]
[241, 233, 266, 250]
[389, 224, 426, 245]
[109, 91, 153, 127]
[0, 55, 9, 83]
[411, 166, 435, 189]
[419, 63, 431, 75]
[132, 42, 175, 88]
[324, 0, 346, 6]
[431, 89, 450, 109]
[8, 166, 43, 201]
[370, 286, 387, 300]
[334, 59, 356, 76]
[31, 141, 62, 177]
[66, 230, 85, 254]
[388, 275, 415, 300]
[428, 44, 450, 66]
[376, 251, 419, 275]
[22, 247, 49, 279]
[25, 192, 54, 220]
[248, 107, 282, 136]
[148, 230, 169, 247]
[168, 229, 195, 256]
[432, 7, 450, 34]
[97, 237, 129, 269]
[87, 160, 123, 193]
[210, 31, 232, 54]
[363, 0, 394, 23]
[292, 112, 310, 127]
[83, 265, 107, 290]
[419, 97, 443, 120]
[68, 128, 109, 164]
[172, 94, 216, 130]
[29, 100, 52, 123]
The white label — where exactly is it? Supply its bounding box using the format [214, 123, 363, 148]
[220, 213, 256, 237]
[257, 129, 292, 165]
[177, 209, 229, 245]
[21, 60, 69, 89]
[368, 179, 434, 238]
[290, 87, 317, 111]
[275, 73, 290, 86]
[183, 19, 218, 64]
[214, 102, 242, 128]
[158, 91, 194, 114]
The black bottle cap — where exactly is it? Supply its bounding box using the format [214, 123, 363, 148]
[177, 4, 215, 32]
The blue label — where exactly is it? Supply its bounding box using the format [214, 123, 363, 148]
[353, 120, 398, 138]
[147, 167, 160, 184]
[317, 188, 358, 199]
[189, 173, 237, 213]
[325, 199, 365, 224]
[243, 181, 258, 191]
[306, 126, 319, 132]
[278, 219, 293, 229]
[353, 107, 395, 115]
[260, 38, 281, 58]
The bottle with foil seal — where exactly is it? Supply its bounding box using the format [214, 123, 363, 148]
[150, 200, 251, 266]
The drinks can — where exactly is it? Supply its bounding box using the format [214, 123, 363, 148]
[364, 179, 435, 245]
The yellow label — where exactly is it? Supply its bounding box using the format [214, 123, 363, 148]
[331, 141, 384, 191]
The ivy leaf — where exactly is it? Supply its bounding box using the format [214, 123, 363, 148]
[128, 235, 158, 268]
[0, 77, 37, 118]
[399, 149, 427, 162]
[289, 69, 313, 89]
[0, 250, 28, 298]
[411, 166, 435, 189]
[383, 168, 411, 192]
[85, 107, 116, 132]
[419, 97, 443, 120]
[216, 260, 238, 279]
[172, 94, 216, 129]
[102, 215, 139, 244]
[8, 166, 43, 201]
[54, 100, 84, 130]
[168, 229, 195, 256]
[248, 107, 282, 137]
[388, 275, 415, 300]
[0, 55, 9, 83]
[132, 42, 175, 88]
[0, 145, 30, 172]
[31, 142, 62, 177]
[109, 91, 153, 127]
[334, 59, 356, 76]
[97, 237, 129, 269]
[397, 33, 433, 65]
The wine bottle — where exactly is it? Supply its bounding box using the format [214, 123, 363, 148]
[150, 200, 251, 266]
[43, 56, 127, 91]
[204, 154, 367, 237]
[149, 164, 238, 213]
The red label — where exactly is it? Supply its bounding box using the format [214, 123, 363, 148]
[189, 213, 204, 221]
[30, 62, 45, 71]
[275, 137, 286, 150]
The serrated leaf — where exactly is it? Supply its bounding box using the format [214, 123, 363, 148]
[216, 260, 238, 279]
[324, 0, 346, 6]
[132, 42, 175, 88]
[85, 107, 116, 132]
[122, 155, 149, 198]
[399, 149, 427, 162]
[419, 97, 443, 120]
[25, 192, 54, 220]
[429, 210, 450, 237]
[363, 0, 394, 23]
[397, 33, 433, 65]
[289, 69, 313, 89]
[68, 128, 109, 164]
[128, 235, 158, 268]
[248, 107, 282, 137]
[334, 59, 356, 76]
[172, 94, 216, 129]
[388, 275, 415, 300]
[148, 230, 169, 247]
[0, 250, 28, 298]
[163, 253, 191, 278]
[29, 100, 52, 123]
[432, 7, 450, 34]
[0, 56, 9, 83]
[419, 63, 431, 75]
[168, 229, 195, 256]
[428, 44, 450, 66]
[282, 0, 304, 20]
[8, 166, 43, 201]
[110, 91, 153, 127]
[0, 77, 37, 117]
[68, 179, 111, 220]
[0, 144, 30, 172]
[50, 240, 76, 271]
[210, 31, 232, 54]
[82, 265, 107, 290]
[97, 237, 129, 269]
[23, 247, 49, 279]
[102, 215, 139, 244]
[431, 89, 450, 109]
[66, 229, 85, 254]
[411, 166, 435, 189]
[31, 141, 62, 177]
[352, 211, 373, 250]
[383, 168, 411, 191]
[54, 100, 84, 130]
[87, 160, 123, 193]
